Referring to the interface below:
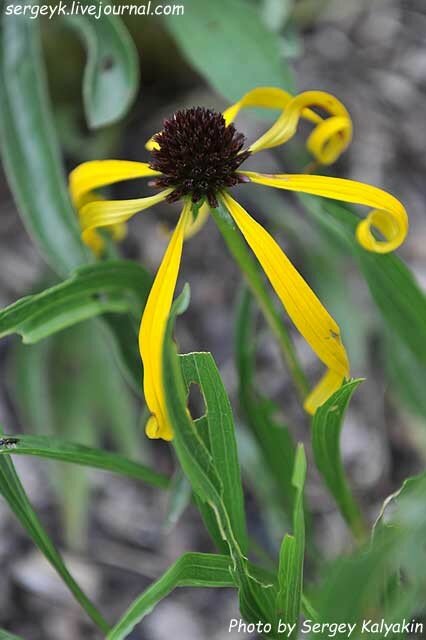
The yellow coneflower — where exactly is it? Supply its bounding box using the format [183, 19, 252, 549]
[69, 87, 408, 441]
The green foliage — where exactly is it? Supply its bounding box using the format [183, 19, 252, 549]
[0, 261, 151, 344]
[1, 1, 425, 636]
[311, 379, 366, 539]
[235, 288, 297, 516]
[0, 424, 110, 634]
[64, 2, 139, 129]
[107, 553, 235, 640]
[163, 290, 278, 629]
[277, 445, 306, 638]
[0, 433, 168, 489]
[300, 195, 426, 421]
[0, 3, 88, 276]
[164, 0, 294, 103]
[315, 472, 426, 631]
[0, 630, 23, 640]
[180, 351, 248, 554]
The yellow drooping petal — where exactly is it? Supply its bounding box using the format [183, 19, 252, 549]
[220, 191, 349, 414]
[79, 189, 172, 247]
[223, 87, 352, 165]
[139, 200, 192, 440]
[243, 171, 408, 253]
[69, 160, 161, 209]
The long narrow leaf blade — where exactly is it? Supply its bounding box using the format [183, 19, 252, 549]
[0, 630, 23, 640]
[311, 379, 365, 539]
[180, 352, 248, 554]
[0, 261, 151, 344]
[107, 553, 234, 640]
[235, 288, 297, 515]
[0, 4, 88, 276]
[277, 444, 306, 637]
[0, 434, 168, 489]
[0, 426, 109, 633]
[163, 290, 276, 626]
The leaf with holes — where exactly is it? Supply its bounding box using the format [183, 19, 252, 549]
[64, 2, 139, 128]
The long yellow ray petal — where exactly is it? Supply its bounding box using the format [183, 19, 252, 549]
[243, 171, 408, 253]
[69, 160, 161, 208]
[80, 189, 172, 247]
[220, 191, 349, 414]
[222, 87, 352, 165]
[139, 200, 192, 441]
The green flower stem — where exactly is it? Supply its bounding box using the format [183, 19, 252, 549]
[210, 202, 309, 403]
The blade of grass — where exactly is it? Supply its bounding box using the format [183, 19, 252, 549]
[0, 425, 109, 633]
[0, 630, 23, 640]
[0, 261, 151, 344]
[0, 434, 169, 489]
[163, 288, 276, 626]
[107, 552, 234, 640]
[311, 379, 366, 540]
[180, 352, 248, 554]
[277, 444, 307, 638]
[0, 4, 88, 275]
[235, 287, 297, 515]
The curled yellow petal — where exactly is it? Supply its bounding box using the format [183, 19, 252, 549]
[243, 171, 408, 253]
[223, 87, 352, 165]
[220, 191, 349, 414]
[69, 160, 161, 209]
[145, 136, 160, 151]
[222, 86, 321, 127]
[139, 200, 192, 440]
[79, 189, 172, 247]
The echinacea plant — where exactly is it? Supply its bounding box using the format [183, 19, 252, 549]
[69, 87, 408, 441]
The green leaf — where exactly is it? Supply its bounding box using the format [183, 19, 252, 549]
[0, 630, 23, 640]
[0, 3, 144, 394]
[64, 3, 139, 129]
[0, 3, 88, 276]
[0, 433, 169, 489]
[163, 470, 192, 532]
[107, 553, 234, 640]
[386, 331, 426, 422]
[180, 352, 248, 554]
[316, 473, 426, 630]
[164, 0, 294, 104]
[163, 291, 276, 626]
[0, 261, 151, 344]
[277, 444, 306, 638]
[235, 288, 297, 515]
[0, 425, 109, 634]
[311, 379, 366, 539]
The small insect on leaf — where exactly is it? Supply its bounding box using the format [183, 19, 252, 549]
[0, 437, 20, 449]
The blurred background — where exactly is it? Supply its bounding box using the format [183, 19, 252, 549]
[1, 0, 426, 638]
